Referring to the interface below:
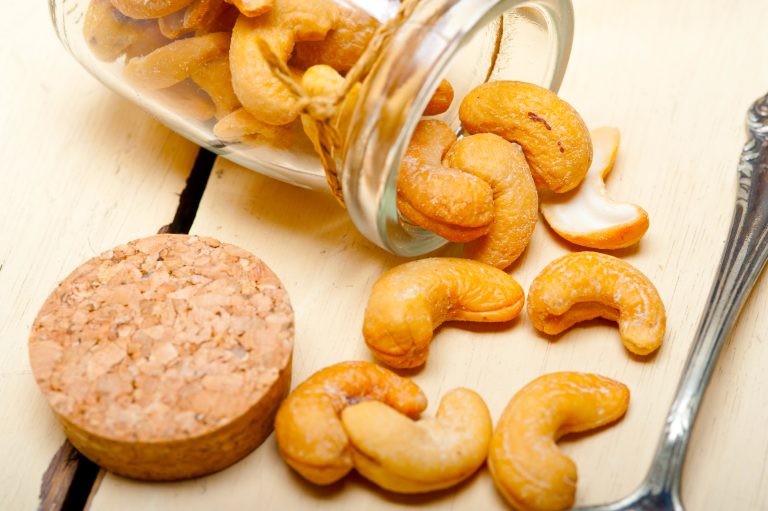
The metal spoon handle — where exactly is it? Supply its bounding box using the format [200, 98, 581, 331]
[643, 95, 768, 504]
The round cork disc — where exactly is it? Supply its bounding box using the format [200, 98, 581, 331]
[28, 234, 294, 480]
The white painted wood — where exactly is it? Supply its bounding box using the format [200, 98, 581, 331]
[86, 0, 768, 509]
[0, 1, 199, 508]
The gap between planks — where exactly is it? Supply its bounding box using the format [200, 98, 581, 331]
[36, 148, 217, 511]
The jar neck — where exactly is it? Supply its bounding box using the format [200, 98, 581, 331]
[341, 0, 574, 256]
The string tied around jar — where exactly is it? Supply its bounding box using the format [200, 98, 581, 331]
[257, 0, 422, 206]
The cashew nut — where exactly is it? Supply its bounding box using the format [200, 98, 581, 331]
[84, 0, 146, 62]
[423, 79, 455, 116]
[488, 372, 630, 511]
[191, 57, 241, 119]
[460, 81, 593, 193]
[527, 251, 666, 355]
[274, 361, 427, 485]
[341, 388, 492, 493]
[225, 0, 273, 17]
[158, 0, 228, 40]
[397, 120, 494, 243]
[540, 127, 650, 249]
[230, 1, 339, 126]
[363, 257, 525, 369]
[124, 23, 172, 60]
[124, 32, 231, 90]
[213, 107, 295, 146]
[110, 0, 196, 19]
[443, 133, 538, 269]
[291, 2, 378, 75]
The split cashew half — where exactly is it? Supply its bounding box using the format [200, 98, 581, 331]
[540, 127, 649, 249]
[527, 251, 666, 355]
[397, 120, 494, 242]
[460, 81, 593, 193]
[443, 133, 538, 269]
[341, 388, 492, 493]
[488, 372, 630, 511]
[274, 361, 427, 485]
[230, 1, 339, 126]
[363, 257, 524, 369]
[110, 0, 196, 19]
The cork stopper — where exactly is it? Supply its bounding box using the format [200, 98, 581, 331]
[28, 234, 294, 480]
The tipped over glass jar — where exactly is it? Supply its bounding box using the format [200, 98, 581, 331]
[50, 0, 573, 256]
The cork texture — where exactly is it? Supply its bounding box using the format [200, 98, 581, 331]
[28, 234, 294, 480]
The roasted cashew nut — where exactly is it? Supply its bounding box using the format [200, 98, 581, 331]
[540, 127, 650, 249]
[443, 133, 538, 269]
[191, 57, 241, 119]
[489, 372, 630, 511]
[274, 361, 427, 485]
[84, 0, 146, 62]
[291, 2, 378, 75]
[124, 32, 231, 89]
[460, 81, 593, 193]
[124, 23, 172, 60]
[527, 251, 666, 355]
[397, 120, 494, 242]
[423, 79, 455, 116]
[230, 1, 339, 126]
[158, 0, 228, 39]
[213, 108, 295, 145]
[341, 388, 492, 493]
[363, 257, 525, 369]
[110, 0, 196, 19]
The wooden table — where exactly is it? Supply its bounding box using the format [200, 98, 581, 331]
[3, 0, 768, 509]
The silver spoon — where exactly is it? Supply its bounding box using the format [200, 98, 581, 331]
[578, 93, 768, 511]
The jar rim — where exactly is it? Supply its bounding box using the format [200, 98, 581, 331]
[342, 0, 574, 256]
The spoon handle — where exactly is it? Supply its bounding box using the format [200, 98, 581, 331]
[644, 95, 768, 502]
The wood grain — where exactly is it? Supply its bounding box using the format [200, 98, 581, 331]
[0, 1, 200, 508]
[37, 0, 768, 510]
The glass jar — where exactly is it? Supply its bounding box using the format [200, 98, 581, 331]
[50, 0, 573, 256]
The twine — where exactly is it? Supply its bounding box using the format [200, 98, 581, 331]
[256, 0, 422, 205]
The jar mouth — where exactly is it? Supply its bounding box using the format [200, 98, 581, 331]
[342, 0, 574, 257]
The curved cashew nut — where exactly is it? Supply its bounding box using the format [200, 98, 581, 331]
[225, 0, 273, 17]
[191, 57, 241, 119]
[84, 0, 146, 62]
[213, 108, 295, 146]
[124, 23, 172, 60]
[291, 3, 378, 75]
[274, 361, 427, 485]
[230, 1, 339, 126]
[158, 0, 228, 39]
[124, 32, 231, 89]
[488, 372, 630, 511]
[363, 257, 524, 369]
[460, 80, 593, 193]
[443, 133, 538, 269]
[540, 127, 650, 249]
[110, 0, 196, 19]
[341, 388, 492, 493]
[397, 120, 494, 242]
[527, 251, 666, 355]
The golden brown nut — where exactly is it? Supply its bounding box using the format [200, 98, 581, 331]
[423, 79, 455, 116]
[158, 0, 231, 38]
[213, 108, 294, 145]
[84, 0, 146, 61]
[488, 372, 629, 511]
[274, 361, 427, 485]
[527, 251, 666, 355]
[397, 120, 494, 242]
[460, 80, 593, 193]
[363, 257, 524, 369]
[124, 32, 231, 89]
[291, 3, 378, 74]
[230, 1, 339, 126]
[342, 388, 492, 493]
[444, 133, 538, 269]
[124, 22, 173, 59]
[110, 0, 196, 19]
[540, 127, 650, 249]
[191, 57, 241, 119]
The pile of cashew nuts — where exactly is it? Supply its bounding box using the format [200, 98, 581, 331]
[86, 1, 665, 509]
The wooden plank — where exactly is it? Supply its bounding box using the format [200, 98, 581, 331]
[89, 0, 768, 509]
[0, 1, 200, 508]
